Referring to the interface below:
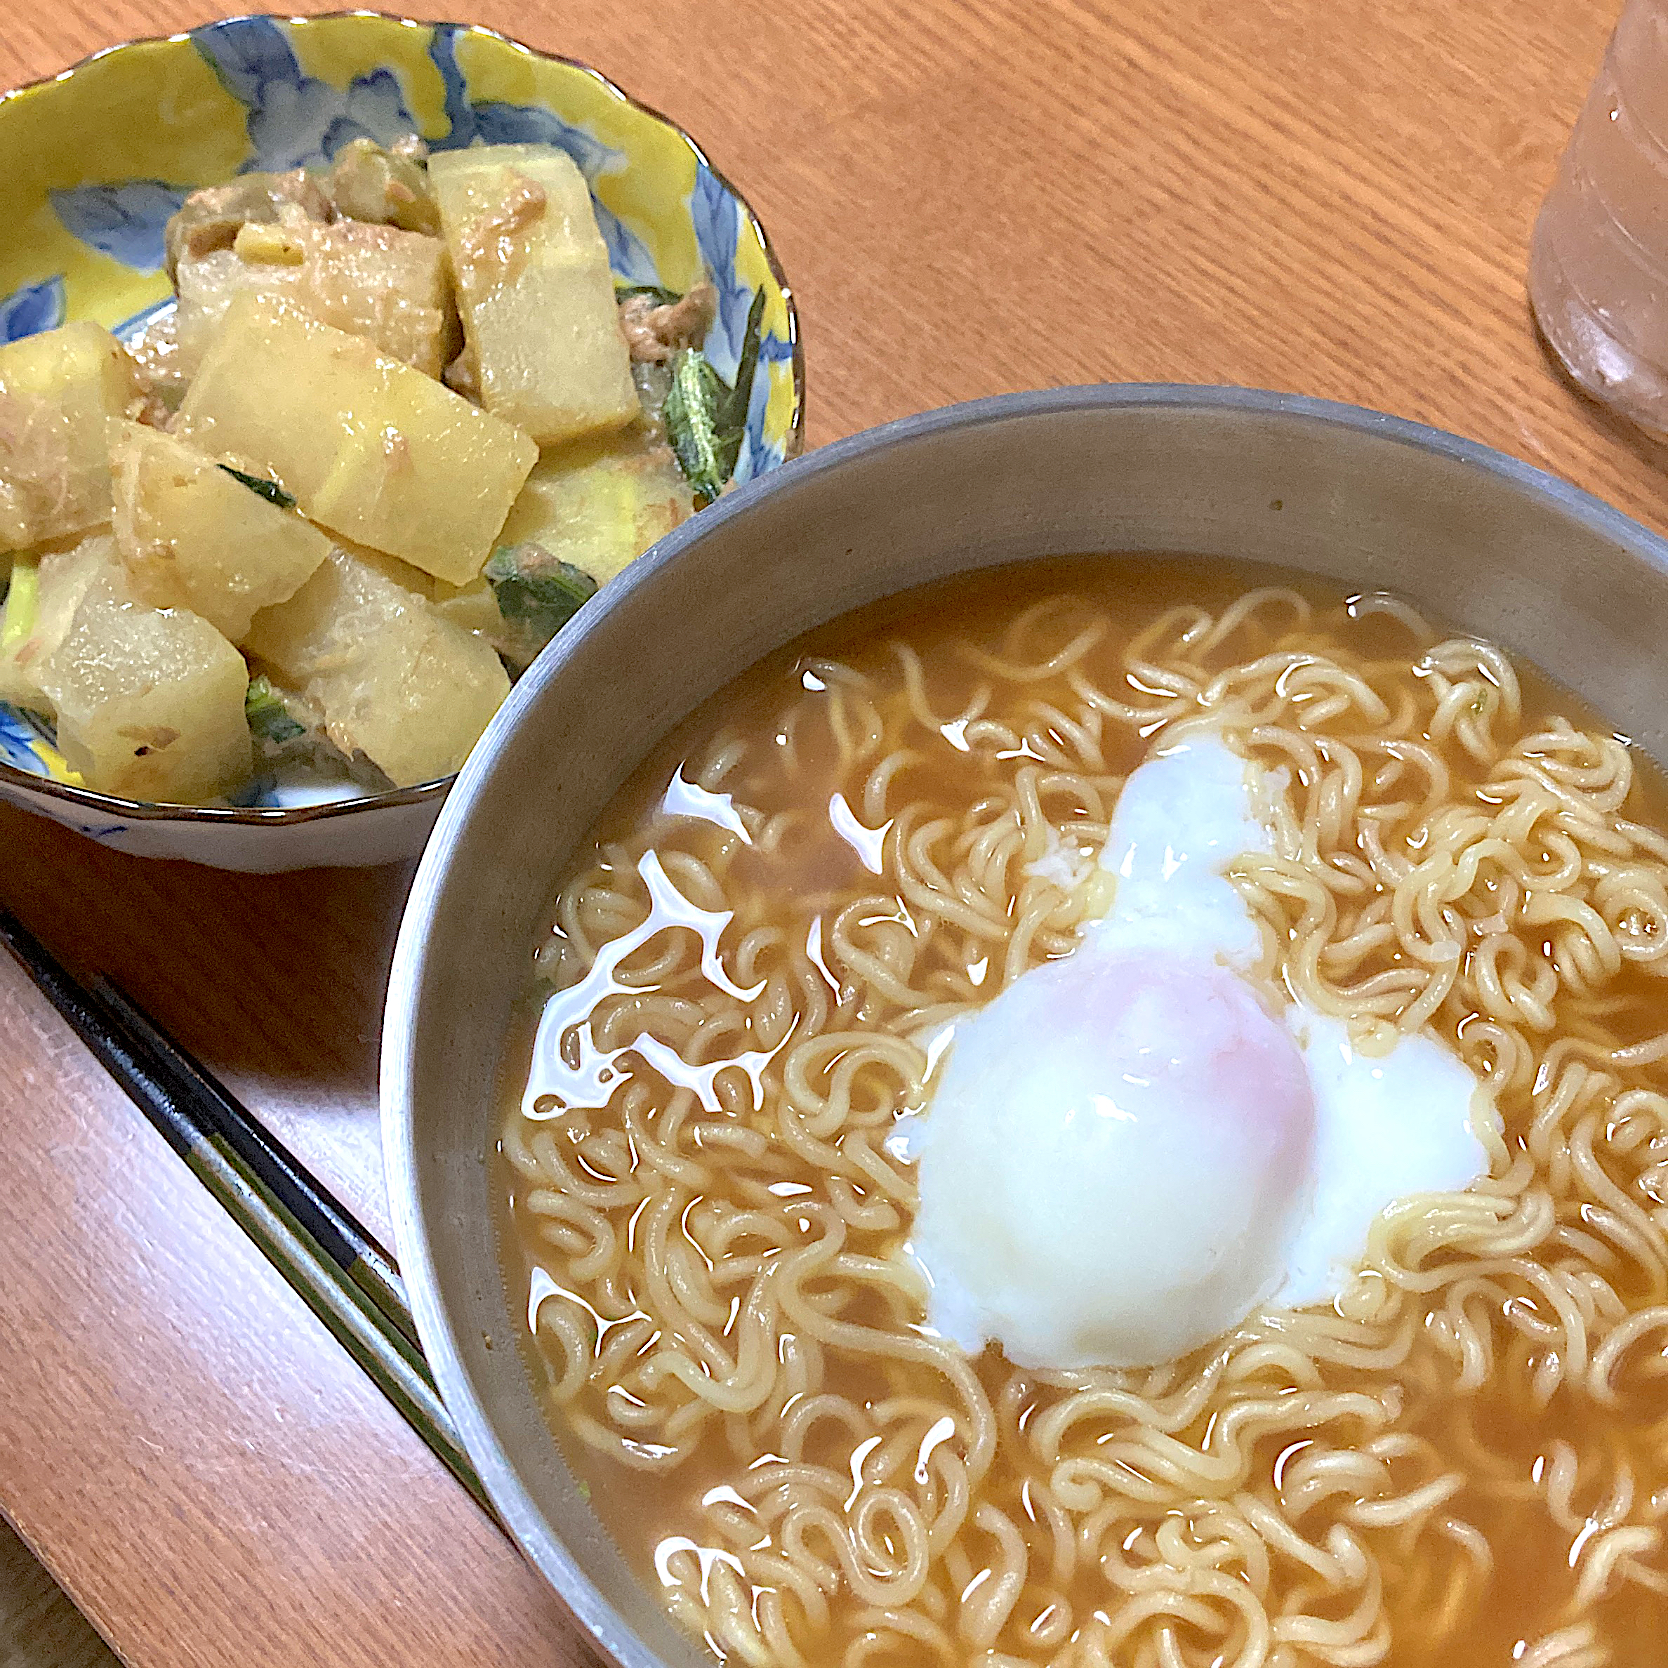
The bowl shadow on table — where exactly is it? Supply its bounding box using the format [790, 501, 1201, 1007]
[0, 1518, 117, 1668]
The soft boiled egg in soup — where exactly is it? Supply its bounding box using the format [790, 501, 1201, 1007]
[903, 728, 1492, 1370]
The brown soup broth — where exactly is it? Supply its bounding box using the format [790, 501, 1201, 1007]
[496, 555, 1668, 1667]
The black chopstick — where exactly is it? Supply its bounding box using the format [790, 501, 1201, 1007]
[0, 906, 492, 1516]
[91, 975, 421, 1349]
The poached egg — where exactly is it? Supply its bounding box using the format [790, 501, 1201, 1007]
[906, 731, 1489, 1370]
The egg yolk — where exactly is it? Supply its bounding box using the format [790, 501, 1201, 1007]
[910, 949, 1318, 1369]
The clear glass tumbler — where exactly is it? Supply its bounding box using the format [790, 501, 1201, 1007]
[1529, 0, 1668, 436]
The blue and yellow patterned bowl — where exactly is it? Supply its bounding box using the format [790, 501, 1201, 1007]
[0, 11, 803, 870]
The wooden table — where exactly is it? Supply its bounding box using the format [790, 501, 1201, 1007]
[0, 1, 1654, 1662]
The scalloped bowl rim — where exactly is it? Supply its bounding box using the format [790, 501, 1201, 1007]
[0, 9, 805, 828]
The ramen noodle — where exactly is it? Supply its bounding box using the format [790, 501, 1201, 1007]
[500, 557, 1668, 1667]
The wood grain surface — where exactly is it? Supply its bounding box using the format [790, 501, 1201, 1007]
[0, 1, 1647, 1664]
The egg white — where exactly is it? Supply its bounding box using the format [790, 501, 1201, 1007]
[906, 728, 1490, 1370]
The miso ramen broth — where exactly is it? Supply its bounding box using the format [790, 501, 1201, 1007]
[498, 556, 1668, 1668]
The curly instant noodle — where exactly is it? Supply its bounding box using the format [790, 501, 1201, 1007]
[501, 562, 1668, 1667]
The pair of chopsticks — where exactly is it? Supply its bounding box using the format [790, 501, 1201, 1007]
[0, 906, 491, 1517]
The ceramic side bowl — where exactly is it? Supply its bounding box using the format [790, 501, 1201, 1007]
[382, 386, 1668, 1668]
[0, 11, 803, 871]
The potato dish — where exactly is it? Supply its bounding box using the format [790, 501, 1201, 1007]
[0, 138, 762, 805]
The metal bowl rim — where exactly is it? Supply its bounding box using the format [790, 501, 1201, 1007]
[383, 380, 1668, 1668]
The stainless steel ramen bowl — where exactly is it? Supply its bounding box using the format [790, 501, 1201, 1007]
[383, 385, 1668, 1668]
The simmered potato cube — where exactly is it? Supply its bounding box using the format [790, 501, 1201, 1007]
[174, 295, 536, 586]
[173, 219, 460, 377]
[112, 423, 333, 643]
[0, 323, 139, 551]
[350, 549, 511, 647]
[358, 548, 507, 637]
[243, 544, 509, 787]
[409, 432, 689, 670]
[35, 567, 251, 803]
[499, 429, 692, 585]
[0, 534, 113, 711]
[429, 144, 638, 445]
[427, 574, 504, 637]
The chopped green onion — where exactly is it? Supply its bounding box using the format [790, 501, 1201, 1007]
[219, 464, 296, 510]
[484, 544, 598, 632]
[663, 351, 730, 505]
[662, 286, 769, 507]
[1, 561, 40, 655]
[245, 674, 305, 745]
